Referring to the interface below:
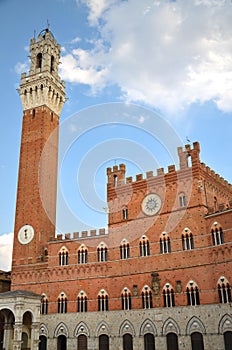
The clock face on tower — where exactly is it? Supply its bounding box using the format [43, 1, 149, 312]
[142, 194, 162, 216]
[18, 224, 34, 245]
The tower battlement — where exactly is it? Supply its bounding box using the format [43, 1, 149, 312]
[52, 228, 108, 242]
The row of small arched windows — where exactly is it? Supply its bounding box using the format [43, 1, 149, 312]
[59, 225, 224, 266]
[39, 331, 229, 350]
[24, 85, 63, 103]
[40, 277, 231, 315]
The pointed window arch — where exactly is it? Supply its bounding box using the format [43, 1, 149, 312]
[160, 232, 171, 254]
[36, 53, 42, 69]
[182, 228, 194, 250]
[97, 242, 108, 262]
[217, 276, 231, 303]
[186, 281, 200, 306]
[57, 292, 67, 313]
[59, 246, 69, 266]
[211, 222, 224, 246]
[120, 239, 130, 259]
[163, 283, 175, 307]
[77, 291, 88, 312]
[139, 235, 150, 257]
[141, 285, 153, 309]
[40, 294, 48, 314]
[98, 289, 109, 311]
[121, 287, 132, 310]
[78, 244, 88, 264]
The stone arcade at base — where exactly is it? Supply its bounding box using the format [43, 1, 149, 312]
[0, 29, 231, 350]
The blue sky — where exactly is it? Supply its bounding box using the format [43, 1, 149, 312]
[0, 0, 232, 270]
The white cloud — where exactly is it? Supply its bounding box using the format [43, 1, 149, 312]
[64, 0, 232, 114]
[70, 36, 82, 44]
[15, 62, 29, 75]
[0, 232, 13, 271]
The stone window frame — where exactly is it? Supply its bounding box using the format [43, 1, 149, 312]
[59, 246, 69, 266]
[77, 290, 88, 312]
[217, 276, 231, 304]
[57, 292, 68, 314]
[98, 289, 109, 312]
[120, 239, 130, 259]
[78, 244, 88, 264]
[141, 285, 153, 309]
[139, 235, 150, 257]
[121, 287, 132, 311]
[97, 242, 108, 262]
[211, 221, 224, 246]
[186, 281, 200, 306]
[160, 232, 171, 254]
[182, 228, 194, 251]
[163, 283, 175, 307]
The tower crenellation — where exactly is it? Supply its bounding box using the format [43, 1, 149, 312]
[18, 28, 65, 115]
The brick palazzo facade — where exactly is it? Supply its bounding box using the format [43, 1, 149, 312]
[0, 29, 231, 350]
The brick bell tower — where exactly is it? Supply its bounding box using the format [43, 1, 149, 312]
[11, 29, 65, 285]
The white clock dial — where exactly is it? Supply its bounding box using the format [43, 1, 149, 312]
[142, 194, 162, 216]
[18, 224, 34, 245]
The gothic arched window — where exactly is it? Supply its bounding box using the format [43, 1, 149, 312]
[97, 242, 108, 262]
[141, 285, 153, 309]
[121, 287, 132, 310]
[78, 244, 88, 264]
[98, 289, 109, 311]
[163, 283, 175, 307]
[160, 232, 171, 254]
[182, 228, 194, 250]
[57, 292, 67, 313]
[99, 334, 109, 350]
[217, 276, 231, 303]
[139, 235, 150, 257]
[120, 239, 130, 259]
[123, 333, 133, 350]
[186, 281, 200, 306]
[211, 222, 224, 246]
[59, 246, 69, 266]
[77, 290, 88, 312]
[40, 294, 48, 314]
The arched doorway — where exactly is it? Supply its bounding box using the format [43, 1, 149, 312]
[191, 332, 204, 350]
[99, 334, 109, 350]
[57, 335, 67, 350]
[22, 311, 32, 349]
[224, 331, 232, 350]
[144, 333, 155, 350]
[39, 335, 47, 350]
[0, 308, 15, 350]
[167, 333, 179, 350]
[123, 333, 133, 350]
[78, 334, 87, 350]
[21, 332, 28, 349]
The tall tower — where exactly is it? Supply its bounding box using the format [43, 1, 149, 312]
[11, 29, 65, 283]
